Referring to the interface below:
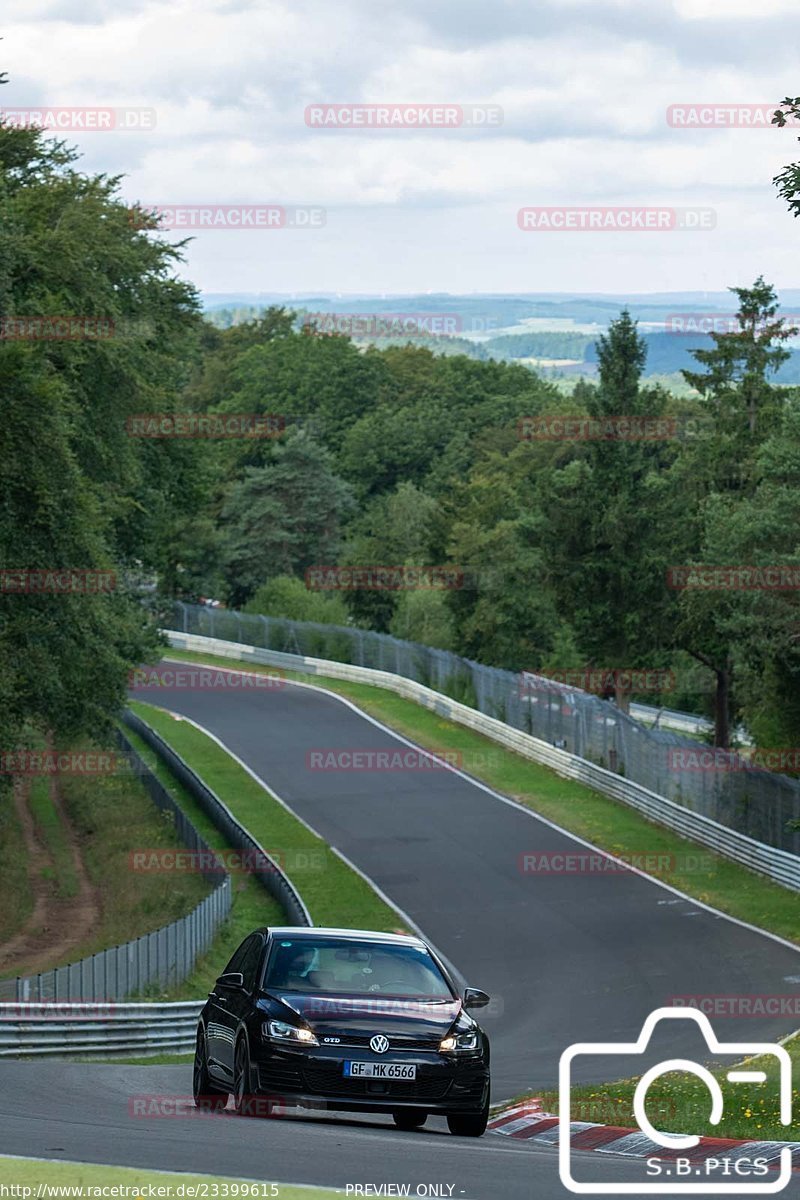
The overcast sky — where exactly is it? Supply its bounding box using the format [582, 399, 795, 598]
[4, 0, 800, 297]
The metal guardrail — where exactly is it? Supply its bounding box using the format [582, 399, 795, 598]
[167, 602, 800, 860]
[0, 1001, 203, 1058]
[0, 731, 232, 1004]
[629, 702, 713, 736]
[630, 702, 753, 746]
[163, 629, 800, 894]
[122, 710, 312, 927]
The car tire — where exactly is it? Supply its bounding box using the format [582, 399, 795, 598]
[233, 1037, 271, 1117]
[392, 1109, 427, 1130]
[446, 1097, 489, 1137]
[193, 1029, 229, 1112]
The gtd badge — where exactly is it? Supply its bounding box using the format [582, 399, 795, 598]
[370, 1034, 390, 1054]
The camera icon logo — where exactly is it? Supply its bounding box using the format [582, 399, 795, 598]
[558, 1007, 793, 1194]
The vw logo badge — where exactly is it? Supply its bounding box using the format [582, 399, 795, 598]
[370, 1034, 390, 1054]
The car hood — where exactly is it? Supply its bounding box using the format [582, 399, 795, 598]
[265, 992, 462, 1039]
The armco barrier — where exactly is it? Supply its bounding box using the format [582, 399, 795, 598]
[122, 709, 312, 927]
[0, 731, 232, 1004]
[0, 1001, 203, 1058]
[163, 630, 800, 894]
[630, 703, 752, 746]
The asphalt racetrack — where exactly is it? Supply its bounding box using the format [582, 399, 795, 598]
[1, 663, 798, 1198]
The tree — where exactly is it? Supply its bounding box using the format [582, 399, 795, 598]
[694, 399, 800, 751]
[683, 277, 794, 449]
[0, 122, 202, 577]
[537, 312, 681, 710]
[388, 590, 456, 650]
[219, 432, 354, 607]
[244, 575, 350, 625]
[772, 97, 800, 217]
[0, 121, 194, 751]
[445, 440, 564, 670]
[0, 343, 160, 747]
[339, 483, 447, 630]
[675, 279, 797, 746]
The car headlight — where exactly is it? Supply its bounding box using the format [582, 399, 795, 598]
[263, 1020, 318, 1045]
[439, 1029, 479, 1053]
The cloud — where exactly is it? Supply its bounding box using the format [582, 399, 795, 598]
[3, 0, 800, 292]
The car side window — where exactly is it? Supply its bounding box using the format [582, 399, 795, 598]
[223, 936, 253, 976]
[239, 935, 264, 992]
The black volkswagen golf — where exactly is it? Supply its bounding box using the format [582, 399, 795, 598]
[193, 926, 491, 1135]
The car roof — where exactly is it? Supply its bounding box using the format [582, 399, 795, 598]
[262, 926, 427, 948]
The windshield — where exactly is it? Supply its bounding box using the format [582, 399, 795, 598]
[262, 937, 455, 999]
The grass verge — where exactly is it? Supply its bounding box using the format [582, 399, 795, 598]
[0, 740, 212, 980]
[56, 746, 211, 961]
[121, 723, 285, 999]
[0, 782, 32, 944]
[0, 1157, 334, 1196]
[530, 1033, 800, 1143]
[162, 650, 800, 946]
[27, 776, 78, 899]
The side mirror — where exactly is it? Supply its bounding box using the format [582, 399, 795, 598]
[217, 971, 245, 989]
[463, 987, 491, 1010]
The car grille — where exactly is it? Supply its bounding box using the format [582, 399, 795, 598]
[257, 1063, 303, 1091]
[302, 1064, 451, 1100]
[328, 1035, 439, 1052]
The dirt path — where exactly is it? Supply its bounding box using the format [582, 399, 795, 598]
[0, 772, 102, 979]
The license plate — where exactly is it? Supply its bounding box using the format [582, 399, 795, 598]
[344, 1061, 417, 1080]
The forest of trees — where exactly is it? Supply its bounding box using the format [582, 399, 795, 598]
[2, 112, 800, 768]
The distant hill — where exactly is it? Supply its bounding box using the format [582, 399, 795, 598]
[203, 291, 800, 383]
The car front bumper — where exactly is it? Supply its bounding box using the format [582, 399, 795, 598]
[253, 1046, 489, 1114]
